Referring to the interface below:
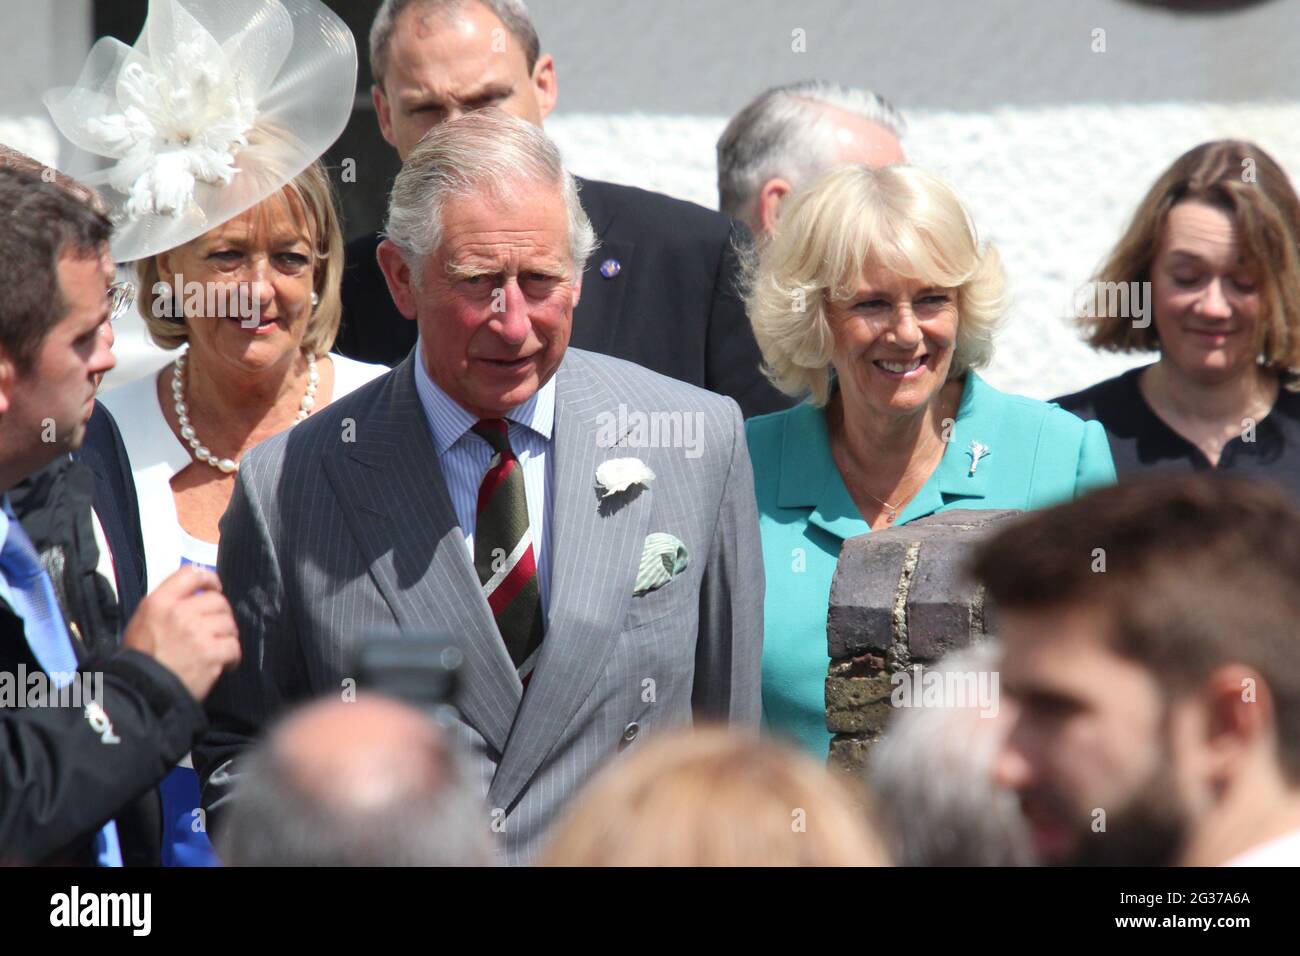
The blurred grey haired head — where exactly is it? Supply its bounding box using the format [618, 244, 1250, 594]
[218, 697, 496, 867]
[867, 641, 1035, 867]
[717, 80, 905, 221]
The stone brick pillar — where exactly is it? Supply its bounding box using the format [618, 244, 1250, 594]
[825, 509, 1020, 774]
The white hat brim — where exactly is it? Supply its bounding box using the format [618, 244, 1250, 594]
[44, 0, 357, 265]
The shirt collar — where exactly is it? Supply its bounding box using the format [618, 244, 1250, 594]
[777, 372, 1000, 539]
[918, 371, 1000, 504]
[775, 401, 868, 541]
[413, 338, 556, 455]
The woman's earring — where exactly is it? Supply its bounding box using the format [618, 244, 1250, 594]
[311, 291, 320, 309]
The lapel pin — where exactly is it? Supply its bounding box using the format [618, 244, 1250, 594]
[968, 441, 989, 476]
[599, 258, 621, 278]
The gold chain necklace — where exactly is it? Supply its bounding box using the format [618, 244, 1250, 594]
[860, 488, 905, 524]
[829, 385, 957, 526]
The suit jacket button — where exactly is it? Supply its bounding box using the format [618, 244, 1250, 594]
[622, 722, 640, 742]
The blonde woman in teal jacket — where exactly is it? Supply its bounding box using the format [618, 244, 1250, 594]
[744, 165, 1115, 759]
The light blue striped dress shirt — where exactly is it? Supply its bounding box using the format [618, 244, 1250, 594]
[412, 347, 554, 617]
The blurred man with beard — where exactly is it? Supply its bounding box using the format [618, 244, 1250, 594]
[970, 474, 1300, 866]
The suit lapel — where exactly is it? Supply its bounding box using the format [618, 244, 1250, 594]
[572, 178, 635, 356]
[321, 356, 521, 754]
[487, 353, 654, 811]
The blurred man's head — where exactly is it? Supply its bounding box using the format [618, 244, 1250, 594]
[717, 81, 905, 241]
[0, 165, 116, 490]
[868, 642, 1034, 866]
[970, 474, 1300, 866]
[377, 109, 594, 419]
[369, 0, 556, 159]
[219, 695, 494, 866]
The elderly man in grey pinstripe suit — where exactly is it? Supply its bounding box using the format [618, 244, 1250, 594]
[194, 109, 764, 864]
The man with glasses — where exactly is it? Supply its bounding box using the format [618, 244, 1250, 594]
[0, 163, 242, 865]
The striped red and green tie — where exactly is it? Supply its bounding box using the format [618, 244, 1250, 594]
[472, 419, 544, 681]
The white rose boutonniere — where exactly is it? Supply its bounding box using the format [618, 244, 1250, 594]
[595, 457, 655, 500]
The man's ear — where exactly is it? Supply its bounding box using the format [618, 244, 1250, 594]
[1198, 664, 1274, 780]
[757, 177, 793, 240]
[533, 54, 557, 121]
[0, 348, 16, 417]
[375, 239, 420, 321]
[571, 268, 582, 310]
[373, 83, 398, 150]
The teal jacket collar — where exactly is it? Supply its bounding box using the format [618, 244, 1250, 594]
[776, 372, 1006, 541]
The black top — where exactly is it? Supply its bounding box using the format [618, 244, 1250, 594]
[335, 175, 795, 419]
[1054, 363, 1300, 501]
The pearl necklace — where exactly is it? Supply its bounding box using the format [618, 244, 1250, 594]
[172, 349, 318, 474]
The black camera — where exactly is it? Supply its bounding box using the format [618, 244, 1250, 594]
[351, 633, 465, 726]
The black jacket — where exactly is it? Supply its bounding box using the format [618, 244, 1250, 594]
[0, 640, 205, 865]
[335, 176, 795, 419]
[0, 405, 190, 865]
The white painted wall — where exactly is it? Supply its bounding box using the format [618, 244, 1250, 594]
[5, 0, 1299, 399]
[0, 0, 92, 168]
[546, 103, 1300, 399]
[527, 0, 1300, 399]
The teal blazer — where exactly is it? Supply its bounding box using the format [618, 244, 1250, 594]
[745, 372, 1116, 759]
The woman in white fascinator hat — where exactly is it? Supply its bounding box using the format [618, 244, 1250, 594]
[45, 0, 388, 866]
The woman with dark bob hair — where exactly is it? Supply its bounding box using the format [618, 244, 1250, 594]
[1056, 141, 1300, 498]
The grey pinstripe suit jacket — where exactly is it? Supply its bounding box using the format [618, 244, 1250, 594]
[194, 348, 764, 864]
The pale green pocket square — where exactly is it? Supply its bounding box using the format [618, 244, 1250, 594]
[634, 533, 689, 596]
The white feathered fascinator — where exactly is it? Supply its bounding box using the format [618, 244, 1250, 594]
[44, 0, 357, 264]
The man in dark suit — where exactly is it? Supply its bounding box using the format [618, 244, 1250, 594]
[0, 165, 241, 865]
[336, 0, 793, 418]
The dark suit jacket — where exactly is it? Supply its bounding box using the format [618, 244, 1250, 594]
[75, 402, 147, 624]
[74, 402, 160, 864]
[335, 176, 794, 419]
